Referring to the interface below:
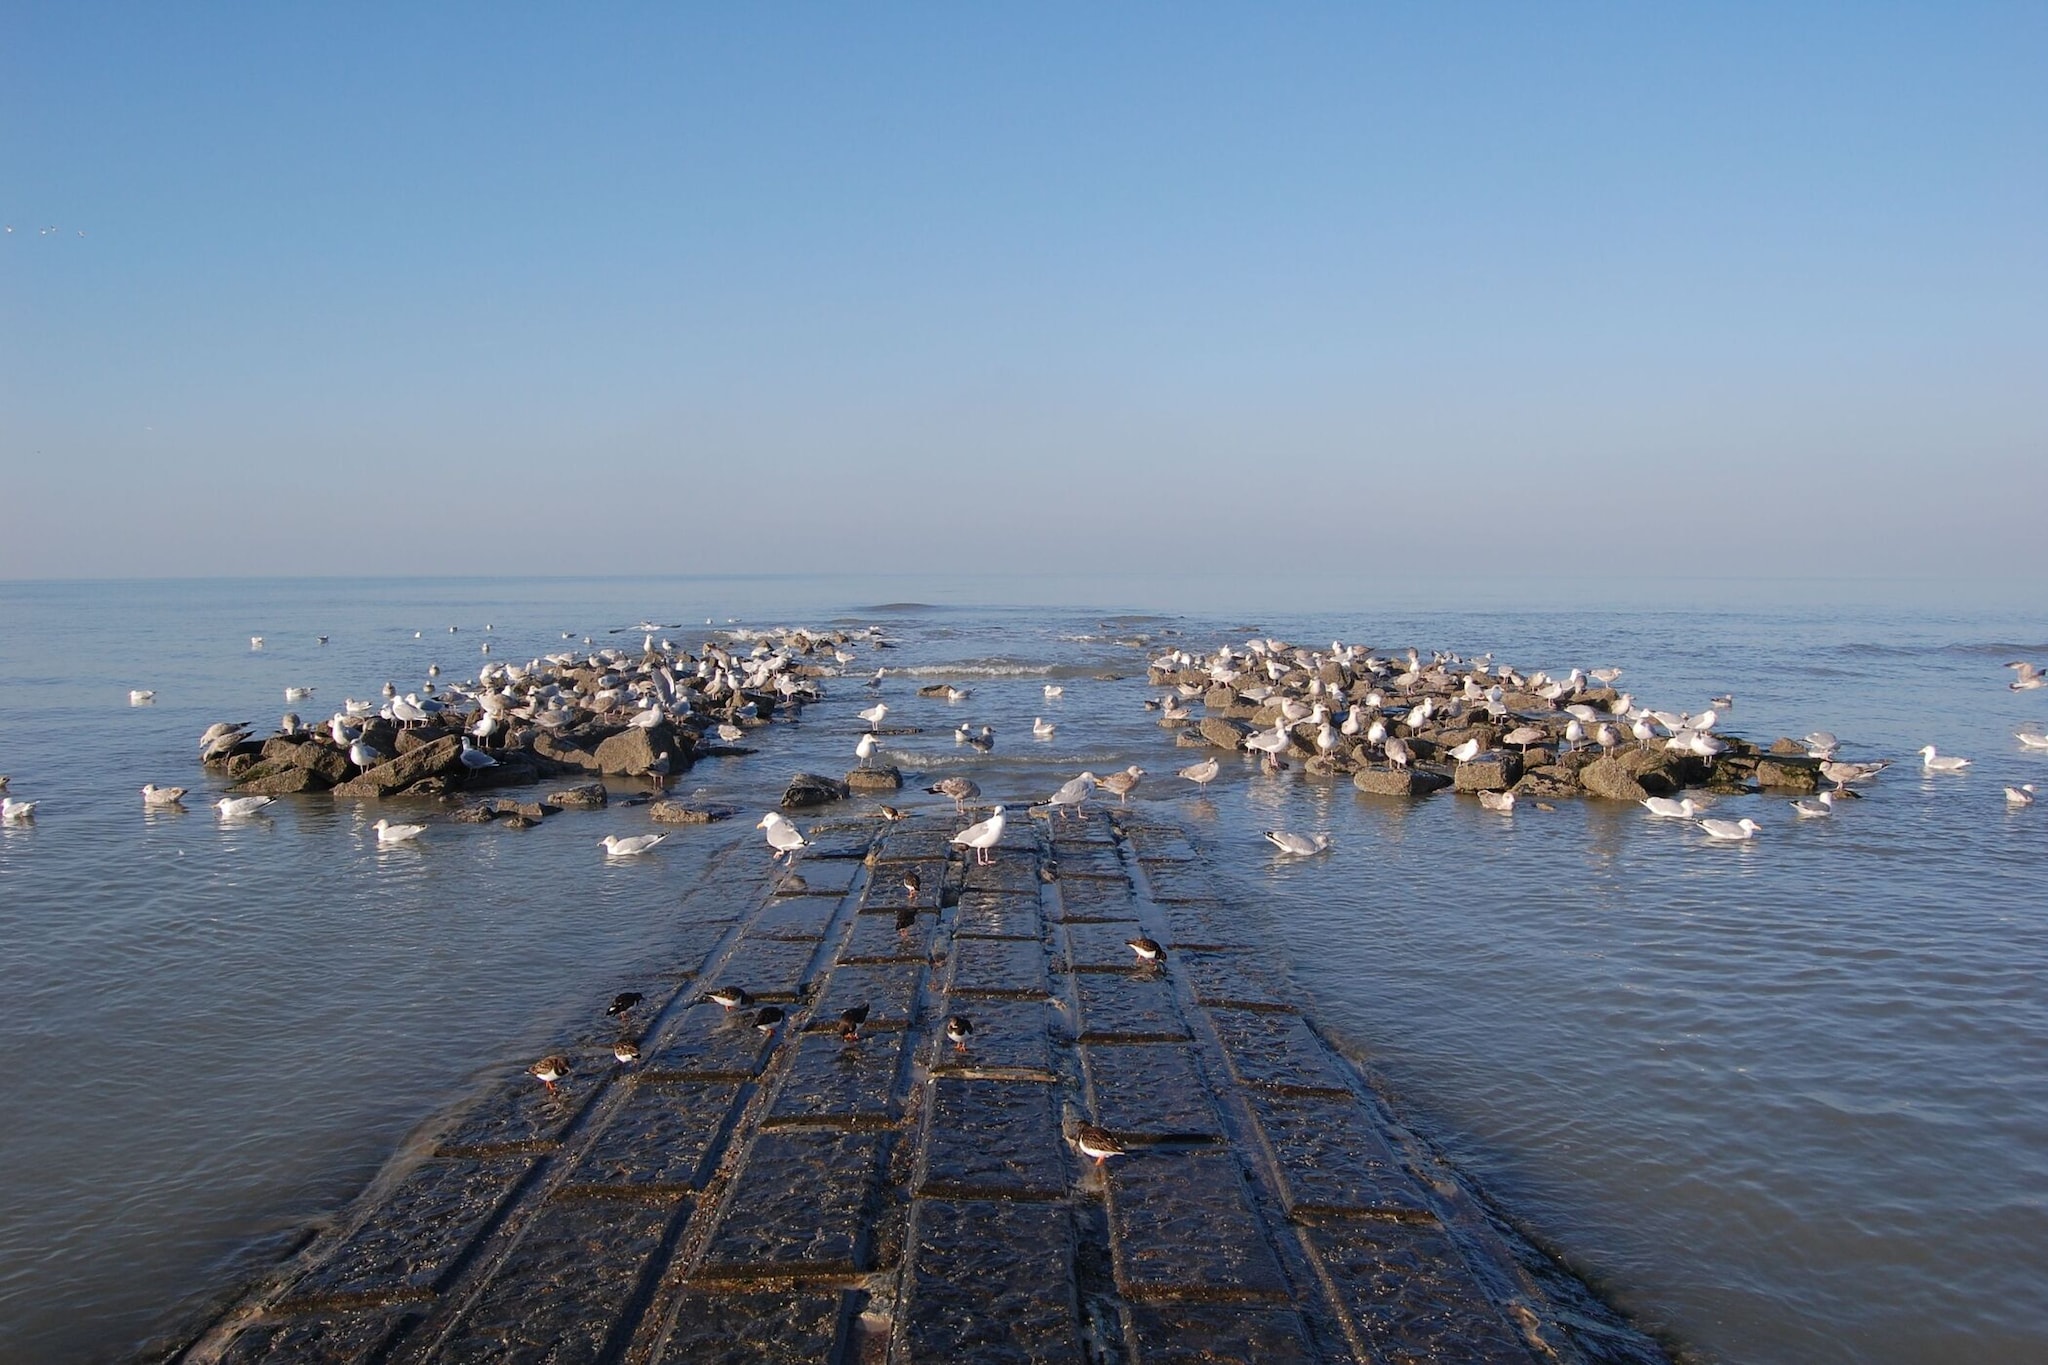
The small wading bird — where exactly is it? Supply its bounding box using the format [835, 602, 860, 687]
[613, 1039, 641, 1065]
[1126, 936, 1162, 964]
[529, 1055, 568, 1094]
[946, 1015, 974, 1052]
[607, 991, 644, 1017]
[839, 1003, 870, 1042]
[753, 1005, 786, 1034]
[709, 986, 754, 1012]
[1074, 1122, 1127, 1167]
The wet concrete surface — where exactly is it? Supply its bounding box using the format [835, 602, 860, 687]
[160, 811, 1670, 1364]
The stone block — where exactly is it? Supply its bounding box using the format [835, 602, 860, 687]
[641, 1004, 776, 1082]
[1082, 1045, 1222, 1142]
[282, 1156, 533, 1307]
[960, 858, 1043, 895]
[429, 1192, 681, 1364]
[1105, 1149, 1288, 1303]
[774, 855, 862, 894]
[861, 858, 946, 911]
[214, 1306, 417, 1365]
[1123, 1303, 1315, 1365]
[1304, 1221, 1539, 1364]
[1153, 904, 1240, 950]
[435, 1060, 606, 1157]
[653, 1289, 847, 1364]
[840, 908, 937, 963]
[705, 937, 821, 1001]
[953, 889, 1044, 940]
[1075, 973, 1189, 1044]
[917, 1079, 1067, 1200]
[567, 1081, 743, 1192]
[1179, 949, 1286, 1015]
[749, 897, 839, 940]
[1246, 1090, 1434, 1220]
[928, 996, 1056, 1079]
[1043, 841, 1126, 879]
[1049, 876, 1137, 922]
[871, 829, 958, 863]
[1127, 830, 1200, 864]
[948, 937, 1049, 998]
[812, 961, 922, 1030]
[766, 1030, 906, 1129]
[1141, 864, 1221, 904]
[697, 1131, 885, 1278]
[898, 1199, 1085, 1363]
[1209, 1009, 1353, 1096]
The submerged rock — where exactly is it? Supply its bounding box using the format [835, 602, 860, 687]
[544, 783, 608, 810]
[846, 766, 903, 792]
[648, 801, 738, 825]
[782, 773, 850, 809]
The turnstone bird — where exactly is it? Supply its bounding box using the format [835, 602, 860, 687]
[613, 1039, 642, 1065]
[1126, 936, 1163, 964]
[753, 1005, 786, 1034]
[529, 1055, 569, 1093]
[606, 991, 644, 1017]
[1074, 1122, 1126, 1166]
[839, 1003, 870, 1041]
[945, 1016, 974, 1052]
[902, 869, 921, 906]
[709, 986, 754, 1012]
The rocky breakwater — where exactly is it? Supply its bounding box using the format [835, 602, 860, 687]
[1152, 640, 1830, 802]
[198, 626, 880, 806]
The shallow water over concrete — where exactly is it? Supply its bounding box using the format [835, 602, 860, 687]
[0, 573, 2043, 1361]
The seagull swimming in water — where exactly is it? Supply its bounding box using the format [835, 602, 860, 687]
[373, 817, 427, 844]
[1698, 817, 1762, 841]
[141, 784, 187, 807]
[215, 795, 275, 820]
[1919, 746, 1971, 772]
[1264, 830, 1331, 855]
[2005, 784, 2036, 807]
[600, 832, 668, 857]
[129, 689, 155, 706]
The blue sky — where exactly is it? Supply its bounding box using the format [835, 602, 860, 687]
[4, 4, 2043, 580]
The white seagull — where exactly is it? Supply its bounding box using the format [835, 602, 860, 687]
[2016, 731, 2048, 751]
[2, 797, 36, 822]
[141, 784, 187, 807]
[952, 805, 1006, 865]
[855, 733, 879, 768]
[1043, 684, 1064, 699]
[1790, 791, 1838, 818]
[600, 833, 668, 857]
[129, 689, 155, 706]
[1043, 772, 1098, 822]
[1264, 830, 1331, 856]
[1177, 757, 1220, 788]
[757, 812, 809, 860]
[1032, 717, 1056, 740]
[857, 702, 889, 731]
[215, 795, 276, 819]
[373, 817, 427, 844]
[1919, 746, 1971, 772]
[1697, 817, 1762, 841]
[2005, 784, 2036, 807]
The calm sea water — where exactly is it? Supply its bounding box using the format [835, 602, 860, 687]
[0, 574, 2043, 1363]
